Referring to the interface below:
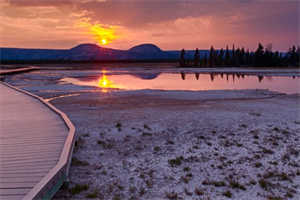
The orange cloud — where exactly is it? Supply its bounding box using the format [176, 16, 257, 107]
[77, 20, 118, 45]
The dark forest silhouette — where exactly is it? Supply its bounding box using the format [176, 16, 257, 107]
[179, 43, 300, 67]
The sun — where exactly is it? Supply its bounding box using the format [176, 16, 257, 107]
[89, 24, 117, 45]
[101, 39, 107, 45]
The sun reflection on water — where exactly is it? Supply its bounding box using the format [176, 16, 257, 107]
[97, 70, 117, 92]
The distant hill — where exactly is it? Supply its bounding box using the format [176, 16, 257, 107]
[0, 43, 209, 64]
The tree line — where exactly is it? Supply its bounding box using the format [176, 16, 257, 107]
[179, 43, 300, 67]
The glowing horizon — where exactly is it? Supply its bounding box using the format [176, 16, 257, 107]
[0, 0, 299, 51]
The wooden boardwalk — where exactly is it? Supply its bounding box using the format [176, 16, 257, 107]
[0, 67, 39, 76]
[0, 81, 75, 199]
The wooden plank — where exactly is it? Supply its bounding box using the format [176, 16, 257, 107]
[0, 143, 64, 151]
[0, 152, 61, 161]
[0, 188, 31, 196]
[0, 169, 50, 175]
[0, 176, 43, 184]
[0, 140, 66, 147]
[0, 182, 33, 189]
[0, 160, 58, 168]
[0, 80, 75, 199]
[0, 171, 48, 178]
[0, 166, 53, 173]
[0, 67, 38, 76]
[0, 150, 61, 158]
[0, 194, 24, 200]
[0, 158, 58, 166]
[0, 136, 66, 142]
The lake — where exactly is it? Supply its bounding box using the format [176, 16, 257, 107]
[58, 70, 300, 94]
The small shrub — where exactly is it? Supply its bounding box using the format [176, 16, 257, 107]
[213, 181, 226, 187]
[240, 124, 247, 128]
[236, 143, 243, 147]
[255, 162, 263, 168]
[194, 187, 204, 196]
[129, 186, 137, 193]
[142, 132, 152, 136]
[184, 188, 192, 196]
[70, 184, 89, 195]
[72, 157, 89, 166]
[166, 140, 175, 145]
[269, 161, 278, 165]
[250, 180, 257, 185]
[223, 190, 232, 198]
[202, 180, 226, 187]
[86, 190, 98, 198]
[153, 146, 161, 152]
[112, 194, 121, 200]
[145, 179, 153, 188]
[181, 175, 191, 184]
[116, 122, 122, 131]
[165, 191, 178, 199]
[101, 170, 107, 175]
[267, 196, 283, 200]
[286, 192, 294, 198]
[74, 136, 85, 150]
[97, 140, 114, 149]
[229, 180, 246, 190]
[253, 135, 259, 139]
[278, 172, 291, 182]
[282, 130, 290, 135]
[249, 112, 261, 117]
[168, 156, 184, 167]
[116, 122, 122, 128]
[183, 167, 190, 172]
[262, 147, 274, 154]
[139, 187, 146, 196]
[143, 124, 151, 130]
[258, 179, 271, 191]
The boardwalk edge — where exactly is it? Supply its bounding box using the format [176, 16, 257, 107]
[1, 82, 76, 200]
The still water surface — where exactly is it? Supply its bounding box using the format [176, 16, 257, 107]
[60, 71, 300, 94]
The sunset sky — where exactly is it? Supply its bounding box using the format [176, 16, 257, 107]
[0, 0, 299, 51]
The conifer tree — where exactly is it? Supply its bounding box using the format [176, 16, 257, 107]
[180, 49, 185, 67]
[225, 45, 230, 66]
[203, 53, 208, 67]
[254, 43, 264, 66]
[232, 44, 236, 66]
[209, 46, 215, 67]
[194, 48, 200, 66]
[240, 48, 245, 66]
[218, 48, 224, 66]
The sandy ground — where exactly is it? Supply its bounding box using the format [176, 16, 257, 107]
[46, 89, 300, 200]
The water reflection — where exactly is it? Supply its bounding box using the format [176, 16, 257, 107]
[210, 73, 214, 81]
[177, 72, 281, 83]
[132, 72, 161, 80]
[60, 71, 300, 94]
[258, 75, 264, 82]
[180, 72, 186, 80]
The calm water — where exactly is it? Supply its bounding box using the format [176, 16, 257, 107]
[59, 71, 300, 94]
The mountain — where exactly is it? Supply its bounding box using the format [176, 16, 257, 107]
[131, 72, 161, 80]
[0, 43, 209, 63]
[129, 44, 162, 54]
